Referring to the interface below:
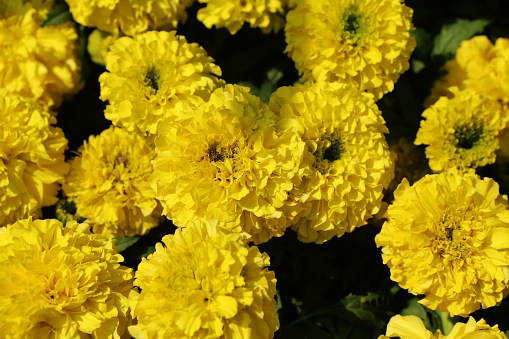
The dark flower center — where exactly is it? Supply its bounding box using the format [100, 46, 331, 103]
[454, 123, 483, 150]
[314, 137, 344, 164]
[344, 12, 361, 35]
[207, 143, 236, 163]
[144, 66, 161, 92]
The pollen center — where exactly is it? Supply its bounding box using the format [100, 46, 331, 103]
[431, 205, 484, 263]
[344, 12, 361, 35]
[454, 123, 483, 150]
[144, 66, 161, 92]
[315, 138, 343, 162]
[207, 142, 236, 163]
[313, 137, 344, 172]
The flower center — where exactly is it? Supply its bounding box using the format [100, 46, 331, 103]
[313, 136, 344, 173]
[344, 12, 361, 35]
[207, 142, 235, 163]
[144, 66, 161, 92]
[454, 122, 483, 150]
[431, 204, 484, 264]
[340, 7, 366, 45]
[315, 137, 343, 162]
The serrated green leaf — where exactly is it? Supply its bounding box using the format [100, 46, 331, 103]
[42, 3, 73, 27]
[432, 19, 490, 59]
[115, 236, 140, 253]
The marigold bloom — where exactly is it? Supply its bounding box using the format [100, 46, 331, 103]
[0, 1, 81, 108]
[423, 36, 509, 164]
[0, 218, 134, 338]
[375, 171, 509, 316]
[150, 84, 304, 243]
[268, 82, 394, 243]
[426, 36, 509, 107]
[65, 0, 195, 35]
[63, 126, 162, 237]
[0, 92, 69, 226]
[284, 0, 415, 100]
[415, 88, 506, 172]
[99, 30, 224, 136]
[128, 220, 279, 339]
[197, 0, 287, 34]
[378, 315, 507, 339]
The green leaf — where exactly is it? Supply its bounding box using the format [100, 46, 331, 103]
[275, 290, 283, 315]
[432, 19, 490, 59]
[341, 293, 381, 325]
[114, 237, 140, 253]
[42, 3, 73, 27]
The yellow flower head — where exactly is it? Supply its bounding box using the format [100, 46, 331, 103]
[0, 92, 69, 226]
[269, 81, 394, 243]
[150, 84, 305, 243]
[63, 126, 162, 237]
[128, 220, 279, 339]
[0, 1, 81, 108]
[378, 315, 507, 339]
[426, 36, 509, 107]
[375, 171, 509, 316]
[0, 218, 134, 337]
[284, 0, 416, 100]
[415, 88, 506, 172]
[65, 0, 195, 35]
[99, 30, 224, 136]
[197, 0, 287, 34]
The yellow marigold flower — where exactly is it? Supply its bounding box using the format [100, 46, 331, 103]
[128, 220, 279, 339]
[375, 171, 509, 316]
[284, 0, 416, 100]
[63, 126, 162, 237]
[415, 88, 506, 172]
[0, 1, 81, 108]
[426, 36, 509, 107]
[0, 218, 134, 338]
[65, 0, 195, 35]
[268, 82, 394, 243]
[0, 92, 69, 226]
[378, 315, 507, 339]
[150, 84, 304, 243]
[197, 0, 287, 34]
[99, 30, 224, 136]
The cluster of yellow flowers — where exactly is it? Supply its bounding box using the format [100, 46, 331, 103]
[376, 34, 509, 328]
[3, 0, 509, 337]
